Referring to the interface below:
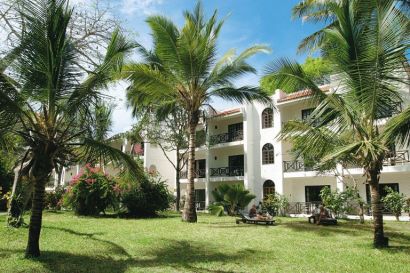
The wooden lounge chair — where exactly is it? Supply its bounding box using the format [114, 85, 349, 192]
[236, 213, 275, 225]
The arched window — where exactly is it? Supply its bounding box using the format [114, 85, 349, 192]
[263, 180, 275, 198]
[262, 143, 274, 164]
[261, 108, 273, 129]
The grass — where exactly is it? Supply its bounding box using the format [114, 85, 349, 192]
[0, 212, 409, 273]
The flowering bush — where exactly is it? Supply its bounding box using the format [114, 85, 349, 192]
[63, 164, 118, 216]
[44, 186, 65, 210]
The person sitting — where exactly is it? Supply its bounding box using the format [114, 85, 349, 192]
[316, 205, 330, 225]
[249, 204, 257, 218]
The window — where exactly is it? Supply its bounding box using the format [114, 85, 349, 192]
[195, 189, 206, 210]
[262, 143, 274, 164]
[301, 108, 315, 121]
[366, 183, 399, 203]
[262, 108, 273, 128]
[263, 180, 275, 198]
[228, 122, 243, 141]
[305, 185, 330, 202]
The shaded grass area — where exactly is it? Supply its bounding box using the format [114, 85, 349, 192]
[0, 212, 409, 273]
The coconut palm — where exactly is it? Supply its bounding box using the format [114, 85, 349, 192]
[0, 0, 140, 257]
[267, 0, 409, 247]
[123, 2, 271, 222]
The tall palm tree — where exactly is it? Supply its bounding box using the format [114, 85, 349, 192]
[0, 0, 140, 257]
[268, 0, 409, 247]
[123, 2, 271, 222]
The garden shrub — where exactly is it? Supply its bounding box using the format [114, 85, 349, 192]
[118, 172, 173, 217]
[44, 186, 65, 210]
[211, 184, 255, 216]
[319, 186, 362, 218]
[63, 164, 118, 216]
[261, 193, 289, 216]
[382, 186, 406, 221]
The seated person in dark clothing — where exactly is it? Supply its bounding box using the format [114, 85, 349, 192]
[316, 205, 330, 225]
[249, 204, 257, 218]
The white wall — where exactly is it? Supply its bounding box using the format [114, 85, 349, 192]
[144, 142, 176, 192]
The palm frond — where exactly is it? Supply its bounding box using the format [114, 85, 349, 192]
[209, 86, 272, 106]
[264, 58, 326, 98]
[78, 138, 143, 179]
[67, 29, 135, 114]
[382, 106, 410, 147]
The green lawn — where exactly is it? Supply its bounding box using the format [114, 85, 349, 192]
[0, 212, 409, 273]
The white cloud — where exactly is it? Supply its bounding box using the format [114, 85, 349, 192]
[120, 0, 163, 16]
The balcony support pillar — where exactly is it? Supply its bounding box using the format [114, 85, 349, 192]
[336, 163, 345, 192]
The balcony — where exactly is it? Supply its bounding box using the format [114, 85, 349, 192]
[209, 130, 243, 146]
[180, 169, 206, 179]
[283, 161, 314, 172]
[383, 150, 409, 166]
[210, 166, 244, 177]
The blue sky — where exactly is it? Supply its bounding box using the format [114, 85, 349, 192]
[74, 0, 324, 134]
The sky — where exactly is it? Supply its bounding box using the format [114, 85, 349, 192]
[73, 0, 324, 135]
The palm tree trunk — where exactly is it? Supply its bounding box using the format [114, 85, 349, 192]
[175, 149, 181, 211]
[25, 157, 53, 257]
[182, 115, 198, 222]
[359, 202, 365, 224]
[368, 168, 388, 248]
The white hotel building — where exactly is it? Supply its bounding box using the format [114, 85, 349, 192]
[52, 78, 410, 214]
[175, 80, 410, 213]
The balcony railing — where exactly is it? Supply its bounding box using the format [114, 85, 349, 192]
[196, 201, 206, 211]
[209, 130, 243, 145]
[180, 169, 206, 179]
[287, 202, 322, 214]
[283, 161, 314, 172]
[210, 166, 244, 177]
[383, 150, 410, 166]
[287, 202, 397, 216]
[376, 102, 402, 119]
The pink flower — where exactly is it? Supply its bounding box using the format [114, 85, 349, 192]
[85, 163, 101, 174]
[85, 178, 96, 185]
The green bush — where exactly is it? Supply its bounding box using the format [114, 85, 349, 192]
[44, 186, 65, 210]
[0, 158, 14, 212]
[382, 187, 406, 221]
[118, 172, 173, 217]
[211, 184, 255, 216]
[261, 193, 289, 216]
[63, 164, 118, 216]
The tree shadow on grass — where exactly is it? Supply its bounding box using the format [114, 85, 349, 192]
[44, 226, 131, 258]
[0, 239, 258, 273]
[279, 219, 410, 253]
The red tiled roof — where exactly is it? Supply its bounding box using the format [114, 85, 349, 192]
[212, 108, 241, 117]
[277, 86, 330, 103]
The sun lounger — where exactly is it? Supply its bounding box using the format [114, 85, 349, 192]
[308, 215, 337, 225]
[236, 213, 275, 225]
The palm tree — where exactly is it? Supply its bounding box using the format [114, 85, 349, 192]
[267, 0, 409, 247]
[211, 184, 256, 216]
[0, 0, 140, 257]
[123, 2, 271, 222]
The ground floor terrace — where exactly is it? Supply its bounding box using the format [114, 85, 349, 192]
[283, 169, 410, 215]
[180, 167, 410, 217]
[1, 211, 409, 273]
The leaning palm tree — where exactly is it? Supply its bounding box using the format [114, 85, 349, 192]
[0, 0, 140, 257]
[268, 0, 409, 247]
[123, 2, 271, 222]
